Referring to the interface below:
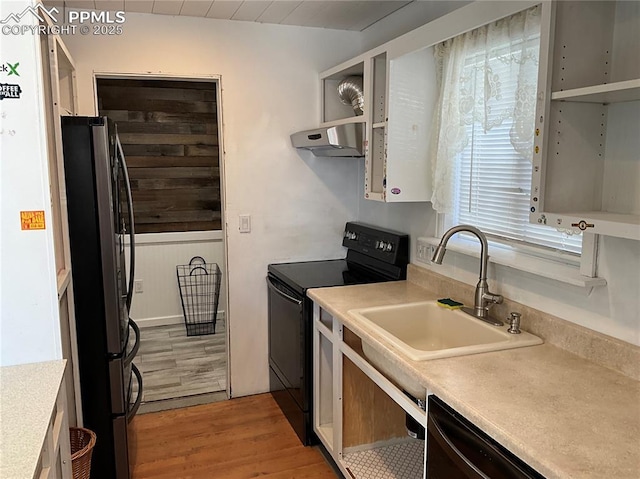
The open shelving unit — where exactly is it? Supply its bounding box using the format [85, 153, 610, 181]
[531, 0, 640, 241]
[314, 304, 428, 479]
[38, 23, 83, 427]
[321, 60, 366, 125]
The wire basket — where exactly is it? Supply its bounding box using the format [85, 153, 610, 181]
[177, 256, 222, 336]
[70, 427, 96, 479]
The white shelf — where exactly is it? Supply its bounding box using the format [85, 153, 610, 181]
[320, 117, 366, 128]
[551, 79, 640, 103]
[556, 210, 640, 226]
[342, 439, 425, 479]
[549, 211, 640, 241]
[321, 60, 365, 81]
[372, 122, 387, 129]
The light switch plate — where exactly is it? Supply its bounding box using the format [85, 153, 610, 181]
[239, 214, 251, 233]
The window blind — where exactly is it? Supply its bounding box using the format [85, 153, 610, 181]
[450, 37, 582, 255]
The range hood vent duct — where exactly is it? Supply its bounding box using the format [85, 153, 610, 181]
[290, 123, 364, 157]
[337, 76, 364, 116]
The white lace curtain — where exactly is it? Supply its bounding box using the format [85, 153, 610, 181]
[429, 6, 541, 213]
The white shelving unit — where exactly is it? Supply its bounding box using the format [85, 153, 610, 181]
[531, 1, 640, 241]
[39, 25, 82, 426]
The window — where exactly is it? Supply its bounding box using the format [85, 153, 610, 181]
[430, 6, 582, 255]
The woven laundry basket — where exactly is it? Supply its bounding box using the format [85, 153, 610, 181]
[69, 427, 97, 479]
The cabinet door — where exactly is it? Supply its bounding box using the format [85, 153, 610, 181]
[37, 375, 73, 479]
[385, 47, 437, 203]
[364, 49, 436, 203]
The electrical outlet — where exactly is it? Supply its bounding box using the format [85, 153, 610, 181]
[134, 280, 143, 294]
[416, 239, 434, 263]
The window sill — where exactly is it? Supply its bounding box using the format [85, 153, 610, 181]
[417, 236, 607, 290]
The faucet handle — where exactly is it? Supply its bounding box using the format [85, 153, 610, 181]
[507, 312, 522, 334]
[482, 292, 503, 305]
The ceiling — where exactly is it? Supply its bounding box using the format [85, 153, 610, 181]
[46, 1, 417, 31]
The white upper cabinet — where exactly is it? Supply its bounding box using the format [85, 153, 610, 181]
[321, 0, 544, 204]
[384, 47, 437, 202]
[320, 41, 436, 202]
[531, 1, 640, 240]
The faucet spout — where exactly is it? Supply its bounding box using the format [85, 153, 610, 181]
[431, 225, 503, 326]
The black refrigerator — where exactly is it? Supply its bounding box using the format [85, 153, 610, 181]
[62, 116, 142, 479]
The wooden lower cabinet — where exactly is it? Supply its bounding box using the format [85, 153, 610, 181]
[313, 304, 427, 479]
[34, 374, 73, 479]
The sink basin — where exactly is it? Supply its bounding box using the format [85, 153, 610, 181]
[350, 301, 543, 361]
[349, 301, 543, 399]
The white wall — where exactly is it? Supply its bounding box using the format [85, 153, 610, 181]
[126, 231, 227, 327]
[0, 1, 61, 365]
[63, 13, 363, 396]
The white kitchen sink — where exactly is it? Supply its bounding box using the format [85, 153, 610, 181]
[349, 301, 543, 398]
[350, 301, 543, 361]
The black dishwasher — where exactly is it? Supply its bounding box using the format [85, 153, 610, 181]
[427, 396, 545, 479]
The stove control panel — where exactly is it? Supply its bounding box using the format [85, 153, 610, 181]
[343, 222, 408, 265]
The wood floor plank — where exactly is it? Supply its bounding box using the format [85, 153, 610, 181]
[130, 394, 337, 479]
[137, 323, 226, 402]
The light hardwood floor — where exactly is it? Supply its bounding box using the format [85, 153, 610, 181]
[135, 322, 226, 403]
[129, 394, 338, 479]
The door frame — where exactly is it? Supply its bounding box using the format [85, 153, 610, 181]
[91, 71, 231, 400]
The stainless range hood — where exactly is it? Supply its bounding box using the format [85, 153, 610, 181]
[290, 123, 364, 157]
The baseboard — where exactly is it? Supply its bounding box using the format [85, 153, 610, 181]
[136, 311, 226, 328]
[138, 390, 228, 414]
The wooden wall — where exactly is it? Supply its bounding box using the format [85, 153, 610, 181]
[96, 79, 221, 233]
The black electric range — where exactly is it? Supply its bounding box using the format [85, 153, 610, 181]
[267, 222, 409, 446]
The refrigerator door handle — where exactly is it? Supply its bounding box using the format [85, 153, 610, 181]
[124, 319, 140, 367]
[116, 134, 136, 311]
[109, 357, 126, 415]
[127, 363, 143, 422]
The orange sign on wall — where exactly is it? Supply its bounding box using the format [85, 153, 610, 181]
[20, 210, 46, 230]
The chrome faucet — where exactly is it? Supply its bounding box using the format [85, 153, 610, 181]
[432, 225, 504, 326]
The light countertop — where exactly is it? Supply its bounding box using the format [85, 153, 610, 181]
[0, 360, 67, 479]
[308, 281, 640, 479]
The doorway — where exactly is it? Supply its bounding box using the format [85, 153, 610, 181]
[95, 76, 229, 411]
